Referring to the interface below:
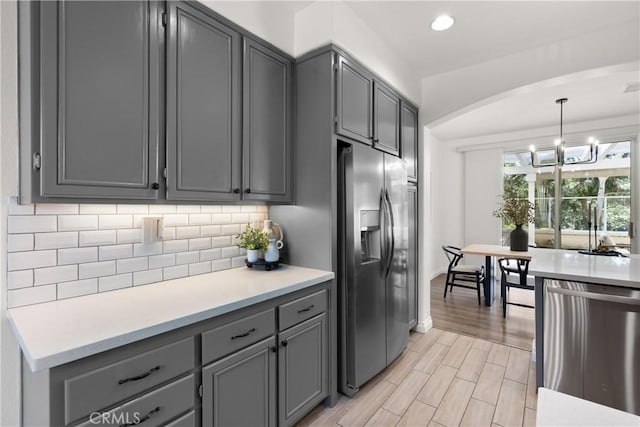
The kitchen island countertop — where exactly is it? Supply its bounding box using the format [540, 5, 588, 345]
[9, 265, 334, 371]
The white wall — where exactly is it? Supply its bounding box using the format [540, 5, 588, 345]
[294, 1, 421, 106]
[1, 2, 22, 425]
[200, 1, 297, 55]
[422, 20, 640, 126]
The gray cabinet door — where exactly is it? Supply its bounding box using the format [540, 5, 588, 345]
[278, 313, 328, 426]
[242, 38, 292, 202]
[202, 336, 277, 427]
[401, 102, 418, 182]
[373, 81, 400, 156]
[336, 56, 373, 145]
[39, 1, 161, 199]
[407, 184, 418, 330]
[166, 2, 242, 201]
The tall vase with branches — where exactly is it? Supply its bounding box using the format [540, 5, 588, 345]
[493, 196, 536, 251]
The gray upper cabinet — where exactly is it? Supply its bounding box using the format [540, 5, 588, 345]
[401, 102, 419, 182]
[278, 313, 328, 426]
[166, 1, 242, 202]
[373, 81, 400, 156]
[336, 56, 373, 145]
[202, 336, 277, 427]
[242, 38, 293, 203]
[407, 184, 418, 330]
[33, 1, 162, 200]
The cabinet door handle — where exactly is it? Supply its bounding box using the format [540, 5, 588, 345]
[151, 182, 160, 190]
[233, 188, 240, 194]
[297, 304, 314, 313]
[271, 346, 278, 353]
[119, 406, 160, 427]
[231, 328, 255, 340]
[281, 340, 288, 347]
[117, 366, 160, 385]
[245, 188, 251, 194]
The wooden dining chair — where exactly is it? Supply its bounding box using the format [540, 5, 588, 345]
[498, 258, 534, 317]
[442, 245, 485, 305]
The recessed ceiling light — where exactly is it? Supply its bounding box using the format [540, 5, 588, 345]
[431, 15, 454, 31]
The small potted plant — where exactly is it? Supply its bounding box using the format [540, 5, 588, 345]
[236, 224, 269, 263]
[493, 196, 536, 251]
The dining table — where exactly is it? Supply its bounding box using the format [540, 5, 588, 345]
[461, 244, 534, 306]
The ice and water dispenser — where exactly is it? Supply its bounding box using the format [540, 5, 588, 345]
[360, 210, 380, 262]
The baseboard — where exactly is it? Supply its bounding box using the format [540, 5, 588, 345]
[415, 317, 433, 333]
[430, 270, 445, 280]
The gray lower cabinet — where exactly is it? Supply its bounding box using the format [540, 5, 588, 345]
[336, 55, 373, 145]
[408, 184, 418, 329]
[278, 314, 328, 426]
[166, 1, 242, 202]
[373, 81, 400, 156]
[401, 102, 419, 183]
[202, 336, 277, 427]
[23, 1, 162, 201]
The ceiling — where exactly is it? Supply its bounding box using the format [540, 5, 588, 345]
[341, 1, 640, 142]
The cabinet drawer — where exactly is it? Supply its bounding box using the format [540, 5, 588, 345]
[279, 290, 327, 331]
[75, 374, 195, 427]
[165, 410, 196, 427]
[202, 308, 275, 365]
[65, 337, 195, 424]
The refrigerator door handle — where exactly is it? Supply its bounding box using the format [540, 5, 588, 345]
[384, 189, 395, 278]
[380, 189, 389, 274]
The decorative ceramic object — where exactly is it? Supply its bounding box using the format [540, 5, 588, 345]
[510, 224, 528, 251]
[264, 239, 279, 262]
[246, 249, 259, 263]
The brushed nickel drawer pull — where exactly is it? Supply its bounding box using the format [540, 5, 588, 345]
[118, 366, 160, 385]
[297, 304, 314, 313]
[119, 406, 160, 427]
[231, 328, 256, 340]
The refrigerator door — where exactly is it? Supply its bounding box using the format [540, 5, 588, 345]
[338, 143, 387, 394]
[384, 154, 409, 364]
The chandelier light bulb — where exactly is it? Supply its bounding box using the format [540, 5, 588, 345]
[554, 138, 561, 146]
[529, 145, 536, 153]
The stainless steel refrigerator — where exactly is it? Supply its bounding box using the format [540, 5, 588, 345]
[338, 142, 409, 396]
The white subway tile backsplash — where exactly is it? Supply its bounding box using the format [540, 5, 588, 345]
[34, 265, 77, 286]
[117, 228, 142, 244]
[212, 214, 232, 224]
[8, 197, 34, 215]
[79, 230, 116, 247]
[189, 261, 211, 276]
[8, 250, 57, 271]
[189, 213, 211, 225]
[176, 251, 199, 265]
[35, 232, 79, 250]
[35, 203, 78, 215]
[79, 261, 116, 279]
[212, 258, 232, 271]
[163, 239, 189, 253]
[176, 226, 200, 239]
[189, 237, 211, 251]
[200, 248, 221, 261]
[7, 203, 267, 307]
[149, 253, 175, 269]
[257, 205, 268, 213]
[200, 225, 221, 237]
[58, 247, 98, 265]
[117, 257, 148, 274]
[8, 234, 34, 252]
[99, 244, 133, 261]
[99, 215, 132, 229]
[163, 214, 189, 226]
[59, 215, 98, 231]
[80, 204, 117, 214]
[8, 284, 57, 308]
[117, 204, 149, 214]
[133, 242, 163, 256]
[99, 274, 132, 292]
[8, 270, 34, 289]
[58, 279, 98, 299]
[9, 215, 57, 233]
[134, 269, 163, 286]
[163, 264, 188, 280]
[176, 205, 201, 213]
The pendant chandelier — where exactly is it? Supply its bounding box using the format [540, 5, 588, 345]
[529, 98, 599, 168]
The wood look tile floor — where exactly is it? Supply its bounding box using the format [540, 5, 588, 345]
[297, 329, 537, 427]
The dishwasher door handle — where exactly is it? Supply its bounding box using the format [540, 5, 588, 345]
[547, 286, 640, 306]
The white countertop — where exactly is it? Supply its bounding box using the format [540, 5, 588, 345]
[537, 388, 640, 426]
[8, 265, 334, 372]
[528, 248, 640, 289]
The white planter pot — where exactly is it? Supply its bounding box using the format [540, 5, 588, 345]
[246, 249, 259, 263]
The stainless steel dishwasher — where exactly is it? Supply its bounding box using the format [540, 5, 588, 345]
[544, 280, 640, 415]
